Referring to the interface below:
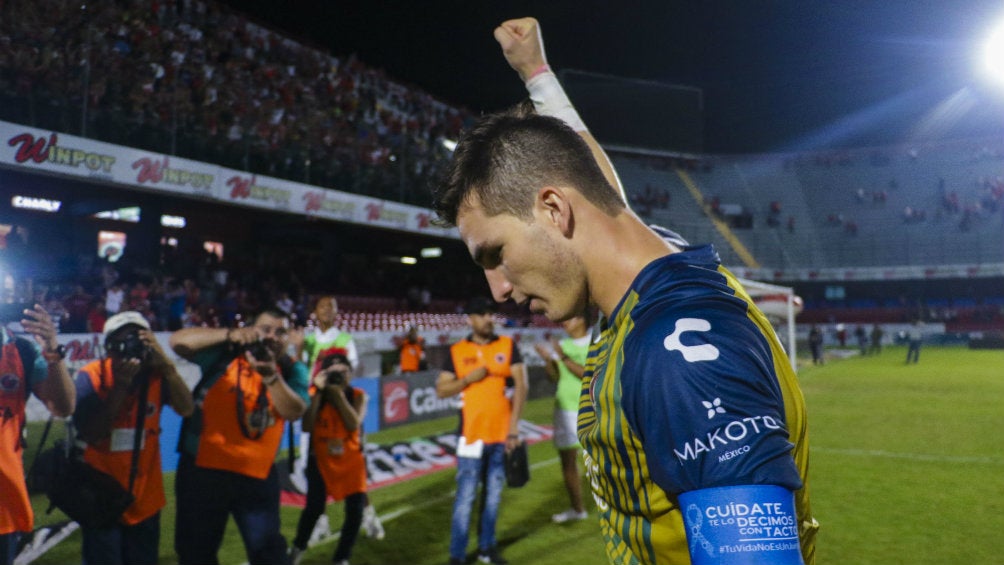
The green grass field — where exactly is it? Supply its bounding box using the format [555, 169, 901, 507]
[22, 345, 1004, 564]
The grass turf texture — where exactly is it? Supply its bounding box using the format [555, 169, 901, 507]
[21, 345, 1004, 564]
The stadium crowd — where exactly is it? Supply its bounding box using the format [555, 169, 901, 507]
[0, 0, 473, 207]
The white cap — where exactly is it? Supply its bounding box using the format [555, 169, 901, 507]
[103, 311, 151, 339]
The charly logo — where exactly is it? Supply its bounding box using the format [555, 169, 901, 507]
[702, 397, 726, 419]
[663, 318, 720, 362]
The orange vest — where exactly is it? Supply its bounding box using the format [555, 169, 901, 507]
[310, 387, 366, 501]
[195, 357, 284, 479]
[79, 359, 165, 525]
[450, 336, 514, 445]
[399, 338, 424, 372]
[0, 339, 31, 534]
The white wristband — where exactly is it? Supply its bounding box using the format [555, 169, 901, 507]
[525, 70, 588, 133]
[550, 352, 562, 362]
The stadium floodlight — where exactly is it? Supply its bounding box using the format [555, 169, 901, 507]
[983, 19, 1004, 86]
[420, 247, 442, 258]
[400, 256, 418, 265]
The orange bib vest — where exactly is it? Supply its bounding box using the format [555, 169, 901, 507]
[311, 387, 367, 501]
[450, 336, 514, 445]
[0, 339, 31, 534]
[399, 339, 424, 372]
[79, 359, 166, 525]
[195, 357, 284, 479]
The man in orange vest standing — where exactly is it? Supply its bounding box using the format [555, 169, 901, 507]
[0, 304, 74, 565]
[397, 325, 426, 373]
[436, 297, 527, 565]
[73, 311, 194, 564]
[170, 307, 309, 565]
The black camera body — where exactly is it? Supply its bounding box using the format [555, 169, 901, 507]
[244, 339, 276, 362]
[320, 352, 350, 386]
[105, 330, 149, 360]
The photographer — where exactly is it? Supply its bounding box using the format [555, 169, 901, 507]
[0, 304, 74, 565]
[170, 307, 308, 565]
[73, 311, 194, 565]
[290, 353, 367, 565]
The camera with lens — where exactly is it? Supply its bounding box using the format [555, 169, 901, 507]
[105, 329, 149, 360]
[320, 352, 350, 386]
[244, 339, 276, 362]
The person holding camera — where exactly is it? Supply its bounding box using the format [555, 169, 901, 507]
[0, 304, 74, 565]
[296, 295, 384, 540]
[170, 307, 309, 565]
[72, 311, 194, 565]
[289, 353, 367, 565]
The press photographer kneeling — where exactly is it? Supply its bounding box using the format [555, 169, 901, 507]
[73, 311, 193, 565]
[290, 352, 368, 565]
[170, 307, 309, 565]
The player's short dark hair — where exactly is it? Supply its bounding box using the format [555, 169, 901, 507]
[433, 101, 625, 227]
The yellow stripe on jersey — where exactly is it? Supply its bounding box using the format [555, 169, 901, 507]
[579, 290, 687, 565]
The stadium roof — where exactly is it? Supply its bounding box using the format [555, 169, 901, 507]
[226, 1, 1004, 154]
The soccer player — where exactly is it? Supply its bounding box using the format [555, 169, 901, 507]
[432, 17, 818, 564]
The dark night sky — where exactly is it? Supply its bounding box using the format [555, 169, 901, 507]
[224, 1, 1004, 154]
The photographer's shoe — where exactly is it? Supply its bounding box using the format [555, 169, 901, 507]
[476, 547, 508, 565]
[362, 504, 385, 540]
[552, 508, 589, 523]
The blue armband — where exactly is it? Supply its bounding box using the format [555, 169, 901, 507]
[679, 485, 804, 565]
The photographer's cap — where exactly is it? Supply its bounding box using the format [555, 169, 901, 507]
[464, 296, 497, 315]
[103, 311, 151, 339]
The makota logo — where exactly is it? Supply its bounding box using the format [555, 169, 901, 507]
[382, 380, 409, 424]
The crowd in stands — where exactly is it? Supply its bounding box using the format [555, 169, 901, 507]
[0, 0, 473, 207]
[629, 183, 670, 217]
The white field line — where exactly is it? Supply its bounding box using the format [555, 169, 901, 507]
[814, 446, 1004, 465]
[299, 455, 562, 552]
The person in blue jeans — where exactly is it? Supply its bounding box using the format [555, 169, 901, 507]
[436, 297, 527, 565]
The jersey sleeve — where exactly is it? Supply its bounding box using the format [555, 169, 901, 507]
[286, 361, 311, 404]
[620, 295, 802, 495]
[22, 338, 48, 388]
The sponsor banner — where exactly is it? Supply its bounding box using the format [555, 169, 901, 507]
[734, 262, 1004, 282]
[279, 419, 554, 507]
[380, 370, 461, 428]
[378, 365, 554, 430]
[0, 119, 458, 239]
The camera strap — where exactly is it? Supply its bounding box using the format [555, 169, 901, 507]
[127, 368, 151, 495]
[235, 361, 270, 440]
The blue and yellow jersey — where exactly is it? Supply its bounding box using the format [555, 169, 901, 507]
[578, 244, 817, 564]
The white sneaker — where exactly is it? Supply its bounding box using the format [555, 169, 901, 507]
[552, 508, 589, 523]
[362, 504, 385, 540]
[308, 514, 330, 545]
[289, 546, 305, 565]
[333, 560, 350, 565]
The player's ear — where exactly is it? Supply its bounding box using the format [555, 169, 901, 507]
[536, 185, 573, 237]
